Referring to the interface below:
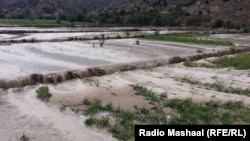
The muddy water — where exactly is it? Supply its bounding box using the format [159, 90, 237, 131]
[0, 40, 250, 88]
[1, 29, 250, 141]
[1, 59, 250, 141]
[209, 34, 250, 46]
[0, 38, 228, 81]
[0, 86, 116, 141]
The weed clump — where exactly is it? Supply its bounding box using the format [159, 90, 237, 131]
[183, 59, 197, 67]
[212, 53, 250, 69]
[183, 53, 250, 70]
[20, 133, 29, 141]
[144, 33, 233, 46]
[132, 85, 160, 103]
[36, 86, 52, 102]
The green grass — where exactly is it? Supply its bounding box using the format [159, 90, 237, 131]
[205, 82, 225, 92]
[36, 86, 52, 102]
[20, 133, 29, 141]
[165, 99, 250, 124]
[113, 107, 133, 122]
[131, 85, 161, 103]
[0, 19, 90, 27]
[83, 99, 166, 141]
[212, 53, 250, 69]
[138, 107, 167, 124]
[84, 99, 103, 115]
[183, 59, 217, 68]
[83, 99, 134, 141]
[183, 59, 197, 67]
[165, 99, 219, 124]
[109, 123, 134, 141]
[82, 86, 250, 141]
[83, 99, 92, 106]
[183, 53, 250, 70]
[177, 76, 250, 96]
[144, 33, 233, 46]
[206, 82, 250, 95]
[85, 117, 97, 126]
[180, 76, 201, 85]
[84, 86, 250, 141]
[85, 96, 250, 141]
[96, 117, 110, 129]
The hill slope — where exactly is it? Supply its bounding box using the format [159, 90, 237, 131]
[0, 0, 249, 26]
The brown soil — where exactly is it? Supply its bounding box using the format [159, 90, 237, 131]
[50, 84, 151, 112]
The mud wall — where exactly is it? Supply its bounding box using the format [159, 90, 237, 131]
[0, 47, 250, 89]
[0, 35, 144, 44]
[0, 27, 143, 34]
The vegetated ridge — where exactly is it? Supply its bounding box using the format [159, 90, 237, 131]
[0, 0, 249, 27]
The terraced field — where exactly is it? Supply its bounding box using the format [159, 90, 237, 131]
[0, 27, 249, 141]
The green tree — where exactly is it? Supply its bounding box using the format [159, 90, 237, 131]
[213, 19, 224, 28]
[56, 17, 61, 24]
[67, 15, 75, 23]
[163, 15, 177, 26]
[76, 14, 84, 22]
[119, 10, 126, 16]
[224, 20, 232, 29]
[0, 12, 5, 18]
[60, 14, 67, 21]
[152, 16, 162, 26]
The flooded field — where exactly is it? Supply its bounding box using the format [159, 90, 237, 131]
[0, 39, 226, 81]
[0, 27, 249, 141]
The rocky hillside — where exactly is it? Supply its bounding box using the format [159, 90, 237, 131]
[0, 0, 249, 26]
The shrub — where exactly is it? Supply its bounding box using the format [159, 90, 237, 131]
[36, 86, 52, 101]
[213, 19, 224, 28]
[20, 133, 29, 141]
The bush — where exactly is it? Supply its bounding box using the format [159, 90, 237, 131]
[213, 19, 224, 28]
[36, 86, 52, 101]
[186, 18, 202, 26]
[20, 133, 29, 141]
[243, 28, 249, 33]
